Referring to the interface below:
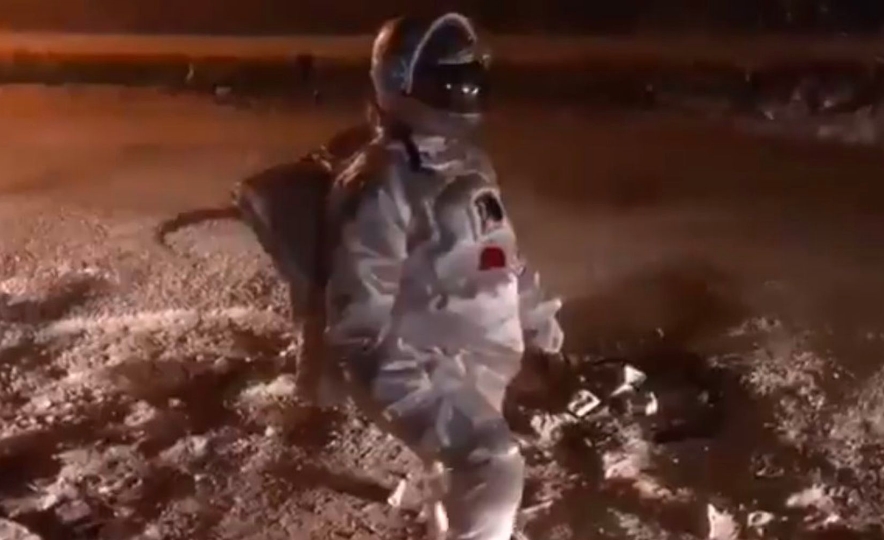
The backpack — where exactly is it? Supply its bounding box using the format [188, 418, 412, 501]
[233, 124, 374, 314]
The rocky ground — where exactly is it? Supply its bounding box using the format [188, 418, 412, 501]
[0, 85, 883, 540]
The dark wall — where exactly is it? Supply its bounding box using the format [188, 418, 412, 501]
[0, 0, 881, 34]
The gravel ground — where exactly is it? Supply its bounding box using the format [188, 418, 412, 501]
[0, 85, 883, 540]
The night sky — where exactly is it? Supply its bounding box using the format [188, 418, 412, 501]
[0, 0, 881, 34]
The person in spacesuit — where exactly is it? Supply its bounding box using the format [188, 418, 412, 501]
[323, 13, 564, 540]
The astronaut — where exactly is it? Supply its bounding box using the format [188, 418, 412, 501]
[323, 13, 564, 540]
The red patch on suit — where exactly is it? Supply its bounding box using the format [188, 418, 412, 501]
[479, 245, 506, 270]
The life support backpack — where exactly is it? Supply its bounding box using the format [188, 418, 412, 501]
[233, 124, 374, 313]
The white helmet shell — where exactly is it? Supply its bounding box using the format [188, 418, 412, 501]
[370, 13, 490, 137]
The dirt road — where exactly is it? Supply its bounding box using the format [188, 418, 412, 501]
[0, 31, 881, 63]
[1, 85, 883, 539]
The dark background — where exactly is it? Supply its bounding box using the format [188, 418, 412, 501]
[0, 0, 882, 35]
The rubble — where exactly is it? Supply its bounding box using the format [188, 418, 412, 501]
[386, 478, 408, 509]
[0, 519, 42, 540]
[159, 435, 210, 465]
[706, 504, 740, 540]
[611, 365, 648, 397]
[566, 389, 601, 418]
[786, 485, 836, 513]
[519, 499, 554, 520]
[786, 485, 844, 529]
[124, 400, 160, 428]
[55, 498, 92, 526]
[238, 374, 298, 405]
[746, 511, 775, 532]
[602, 435, 650, 482]
[529, 412, 573, 446]
[386, 464, 450, 539]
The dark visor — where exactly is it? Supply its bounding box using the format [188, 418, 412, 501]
[409, 60, 489, 114]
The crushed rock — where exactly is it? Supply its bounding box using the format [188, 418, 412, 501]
[158, 435, 212, 467]
[0, 519, 42, 540]
[238, 374, 298, 405]
[529, 412, 574, 447]
[826, 366, 884, 468]
[706, 504, 739, 540]
[54, 498, 92, 525]
[601, 425, 651, 482]
[746, 510, 775, 533]
[610, 510, 678, 540]
[54, 445, 151, 502]
[124, 400, 161, 428]
[3, 89, 884, 540]
[234, 374, 309, 431]
[786, 484, 840, 518]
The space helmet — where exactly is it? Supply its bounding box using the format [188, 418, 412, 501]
[370, 12, 491, 138]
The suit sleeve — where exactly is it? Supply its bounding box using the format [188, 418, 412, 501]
[474, 148, 564, 356]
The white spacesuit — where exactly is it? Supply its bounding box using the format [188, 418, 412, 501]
[323, 13, 564, 540]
